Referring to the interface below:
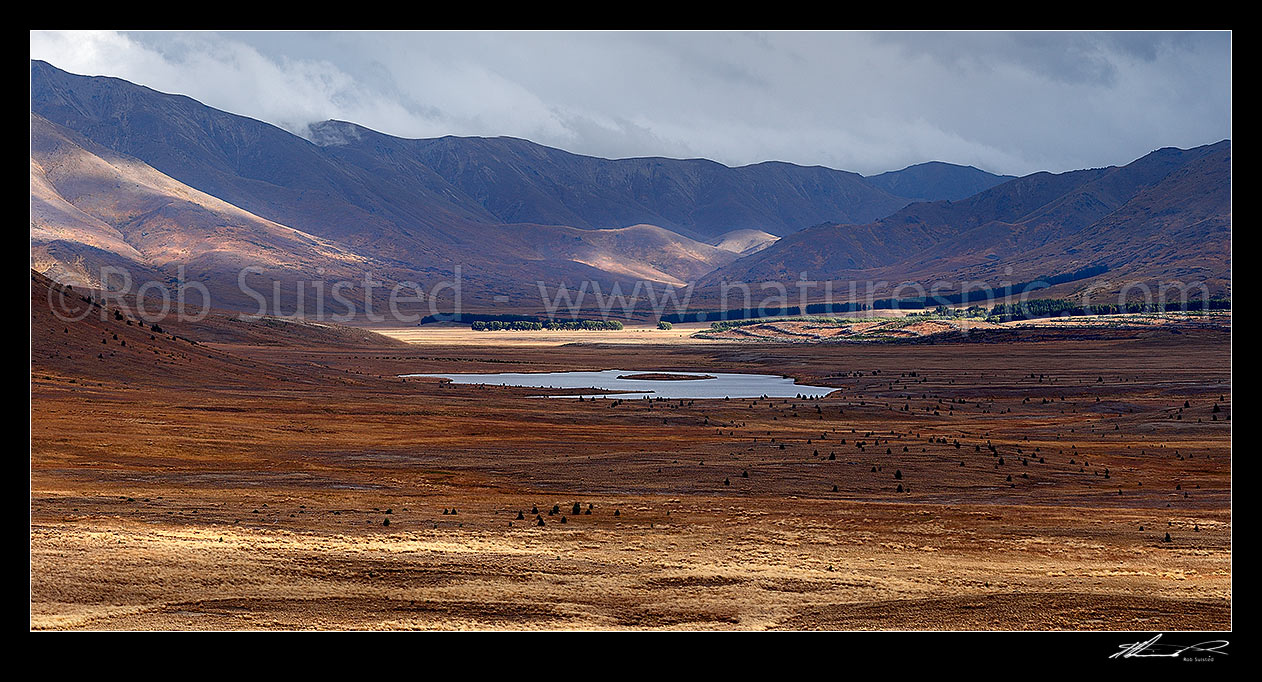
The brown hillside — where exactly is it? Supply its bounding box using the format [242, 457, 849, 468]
[30, 270, 407, 387]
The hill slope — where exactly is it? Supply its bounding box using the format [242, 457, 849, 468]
[702, 142, 1230, 300]
[30, 270, 411, 388]
[30, 95, 744, 308]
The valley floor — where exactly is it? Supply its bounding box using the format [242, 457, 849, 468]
[30, 321, 1231, 630]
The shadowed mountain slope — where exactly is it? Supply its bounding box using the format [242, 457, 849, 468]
[308, 119, 914, 240]
[702, 141, 1230, 300]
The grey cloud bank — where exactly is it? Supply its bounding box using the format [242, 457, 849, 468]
[29, 30, 1230, 177]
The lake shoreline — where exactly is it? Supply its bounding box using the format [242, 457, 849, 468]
[400, 369, 836, 400]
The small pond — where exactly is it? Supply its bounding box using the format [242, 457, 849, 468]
[399, 369, 837, 399]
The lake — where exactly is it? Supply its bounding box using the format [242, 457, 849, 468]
[399, 369, 837, 399]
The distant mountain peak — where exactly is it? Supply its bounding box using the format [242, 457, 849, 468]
[307, 120, 368, 147]
[865, 161, 1015, 202]
[876, 160, 990, 174]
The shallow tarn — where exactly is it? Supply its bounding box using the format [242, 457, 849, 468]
[399, 369, 836, 399]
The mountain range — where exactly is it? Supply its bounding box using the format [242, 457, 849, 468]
[703, 141, 1231, 300]
[30, 59, 1229, 316]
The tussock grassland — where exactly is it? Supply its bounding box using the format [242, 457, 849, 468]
[31, 278, 1231, 629]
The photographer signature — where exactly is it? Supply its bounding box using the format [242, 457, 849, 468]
[1110, 634, 1229, 659]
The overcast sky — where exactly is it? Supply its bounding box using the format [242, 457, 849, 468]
[30, 30, 1231, 176]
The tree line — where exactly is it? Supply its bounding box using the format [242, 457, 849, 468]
[990, 297, 1231, 322]
[471, 319, 625, 331]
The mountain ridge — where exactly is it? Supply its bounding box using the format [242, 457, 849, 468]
[30, 59, 1229, 314]
[31, 61, 1011, 239]
[307, 118, 914, 240]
